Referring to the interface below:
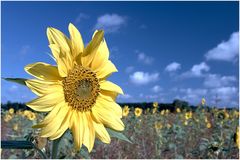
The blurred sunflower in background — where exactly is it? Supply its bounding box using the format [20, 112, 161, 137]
[135, 108, 142, 117]
[122, 105, 130, 117]
[24, 23, 124, 152]
[153, 102, 158, 108]
[176, 108, 181, 113]
[185, 111, 192, 120]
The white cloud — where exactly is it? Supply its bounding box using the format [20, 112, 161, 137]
[118, 94, 132, 99]
[180, 88, 208, 96]
[179, 88, 208, 103]
[205, 31, 239, 62]
[204, 74, 237, 88]
[191, 62, 210, 76]
[210, 87, 238, 106]
[94, 14, 126, 33]
[165, 62, 181, 72]
[74, 13, 89, 24]
[125, 66, 134, 73]
[9, 85, 18, 92]
[20, 45, 30, 55]
[136, 51, 154, 65]
[151, 85, 162, 93]
[181, 62, 210, 78]
[130, 71, 159, 85]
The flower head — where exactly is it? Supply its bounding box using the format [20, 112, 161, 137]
[154, 121, 163, 130]
[201, 98, 206, 106]
[160, 110, 165, 115]
[185, 111, 192, 120]
[9, 108, 15, 114]
[152, 107, 157, 114]
[153, 102, 158, 108]
[176, 108, 181, 113]
[206, 122, 211, 128]
[25, 23, 124, 152]
[135, 108, 142, 117]
[122, 105, 130, 117]
[27, 112, 36, 121]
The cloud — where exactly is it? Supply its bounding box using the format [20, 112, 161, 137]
[118, 94, 132, 99]
[136, 51, 154, 65]
[74, 13, 89, 24]
[205, 31, 239, 62]
[179, 88, 208, 103]
[9, 85, 19, 92]
[130, 71, 159, 85]
[125, 66, 134, 73]
[210, 87, 238, 106]
[165, 62, 181, 72]
[20, 45, 30, 55]
[151, 85, 162, 93]
[181, 62, 210, 78]
[94, 14, 126, 33]
[204, 74, 237, 88]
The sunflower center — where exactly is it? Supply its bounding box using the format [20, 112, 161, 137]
[62, 65, 100, 112]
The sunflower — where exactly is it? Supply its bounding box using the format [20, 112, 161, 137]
[27, 112, 36, 121]
[122, 105, 130, 117]
[153, 102, 158, 108]
[185, 111, 192, 120]
[134, 108, 142, 117]
[25, 23, 124, 152]
[9, 108, 15, 114]
[154, 121, 163, 130]
[176, 108, 181, 113]
[152, 107, 157, 114]
[201, 98, 206, 106]
[206, 122, 211, 129]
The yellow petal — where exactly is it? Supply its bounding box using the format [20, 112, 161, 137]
[47, 27, 74, 75]
[97, 94, 122, 118]
[71, 110, 83, 150]
[90, 38, 109, 71]
[40, 104, 69, 137]
[49, 108, 72, 140]
[81, 30, 104, 67]
[95, 60, 118, 79]
[25, 62, 61, 80]
[49, 44, 71, 77]
[47, 27, 70, 54]
[26, 91, 64, 112]
[68, 23, 84, 59]
[82, 112, 95, 152]
[93, 121, 110, 144]
[99, 81, 123, 94]
[32, 102, 62, 128]
[100, 90, 118, 101]
[92, 101, 124, 131]
[25, 79, 62, 96]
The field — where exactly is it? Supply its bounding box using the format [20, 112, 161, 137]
[1, 103, 239, 159]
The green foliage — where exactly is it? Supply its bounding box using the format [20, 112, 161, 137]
[2, 78, 27, 86]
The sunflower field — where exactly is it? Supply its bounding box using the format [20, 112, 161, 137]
[1, 102, 239, 159]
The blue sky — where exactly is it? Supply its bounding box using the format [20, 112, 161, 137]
[1, 1, 239, 107]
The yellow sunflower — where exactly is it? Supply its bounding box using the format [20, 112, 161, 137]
[176, 108, 181, 113]
[25, 23, 124, 152]
[122, 105, 130, 117]
[8, 108, 15, 114]
[134, 108, 142, 117]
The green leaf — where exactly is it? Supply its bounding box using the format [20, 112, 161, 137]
[106, 128, 132, 144]
[2, 78, 27, 86]
[1, 140, 34, 149]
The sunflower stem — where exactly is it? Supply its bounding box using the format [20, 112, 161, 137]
[51, 138, 61, 159]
